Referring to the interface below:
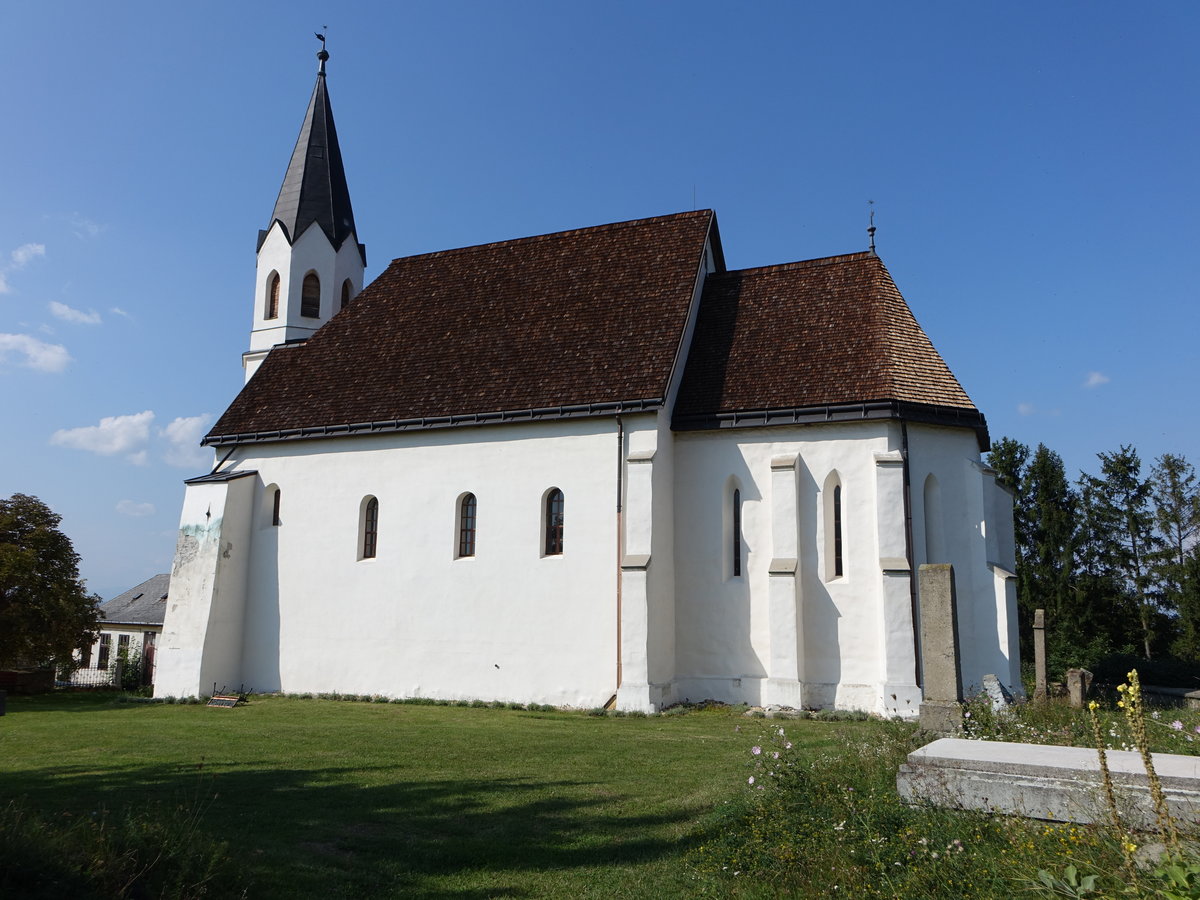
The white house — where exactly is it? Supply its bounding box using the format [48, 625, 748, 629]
[77, 573, 168, 687]
[155, 48, 1019, 714]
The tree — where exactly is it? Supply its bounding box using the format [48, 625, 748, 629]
[0, 494, 100, 668]
[1023, 445, 1078, 640]
[1078, 447, 1160, 658]
[1150, 454, 1200, 658]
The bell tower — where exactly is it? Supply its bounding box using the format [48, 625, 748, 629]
[243, 41, 366, 382]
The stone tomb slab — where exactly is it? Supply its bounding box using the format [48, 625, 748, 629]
[896, 738, 1200, 829]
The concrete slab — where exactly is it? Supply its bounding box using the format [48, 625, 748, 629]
[897, 738, 1200, 828]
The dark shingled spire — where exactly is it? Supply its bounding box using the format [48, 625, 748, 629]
[263, 47, 359, 254]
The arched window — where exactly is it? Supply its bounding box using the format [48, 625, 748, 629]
[361, 496, 378, 560]
[340, 279, 353, 311]
[923, 474, 945, 564]
[266, 272, 281, 320]
[271, 488, 282, 526]
[458, 493, 477, 558]
[544, 488, 564, 556]
[301, 272, 321, 318]
[732, 488, 743, 577]
[833, 484, 844, 577]
[823, 472, 844, 581]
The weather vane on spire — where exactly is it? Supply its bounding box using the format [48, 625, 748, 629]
[315, 27, 329, 73]
[867, 200, 877, 254]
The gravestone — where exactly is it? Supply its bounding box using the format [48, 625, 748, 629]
[1033, 609, 1047, 701]
[1066, 669, 1094, 708]
[982, 673, 1014, 713]
[918, 564, 963, 733]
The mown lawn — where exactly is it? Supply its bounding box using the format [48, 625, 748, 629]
[0, 694, 873, 897]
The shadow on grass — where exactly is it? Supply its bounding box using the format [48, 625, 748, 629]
[0, 759, 711, 898]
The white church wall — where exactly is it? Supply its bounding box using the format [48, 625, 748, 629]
[672, 422, 912, 712]
[230, 418, 623, 708]
[905, 424, 1021, 696]
[156, 476, 255, 697]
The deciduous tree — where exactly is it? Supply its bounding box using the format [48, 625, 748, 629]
[0, 494, 100, 668]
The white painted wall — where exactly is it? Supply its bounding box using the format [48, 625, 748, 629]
[197, 418, 625, 707]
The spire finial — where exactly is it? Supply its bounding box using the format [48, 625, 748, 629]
[867, 200, 877, 254]
[315, 27, 329, 74]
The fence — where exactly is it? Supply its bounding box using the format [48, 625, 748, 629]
[58, 661, 122, 690]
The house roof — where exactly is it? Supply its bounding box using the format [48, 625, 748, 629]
[207, 209, 718, 444]
[673, 252, 988, 444]
[99, 574, 170, 627]
[261, 50, 360, 256]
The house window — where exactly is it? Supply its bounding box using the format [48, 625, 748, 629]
[458, 493, 477, 558]
[272, 488, 282, 526]
[544, 488, 564, 556]
[361, 496, 378, 559]
[266, 272, 281, 319]
[97, 634, 111, 670]
[301, 272, 321, 318]
[340, 279, 353, 310]
[118, 634, 130, 659]
[732, 488, 742, 577]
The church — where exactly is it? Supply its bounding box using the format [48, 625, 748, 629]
[154, 48, 1019, 714]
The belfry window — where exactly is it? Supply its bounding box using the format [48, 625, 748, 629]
[544, 489, 564, 556]
[340, 279, 353, 311]
[266, 272, 281, 320]
[301, 272, 321, 318]
[361, 497, 379, 560]
[458, 493, 477, 558]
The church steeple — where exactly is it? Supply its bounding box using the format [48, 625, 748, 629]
[244, 42, 366, 383]
[260, 45, 362, 258]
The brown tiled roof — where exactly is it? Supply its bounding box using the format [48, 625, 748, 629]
[674, 252, 977, 422]
[208, 210, 716, 443]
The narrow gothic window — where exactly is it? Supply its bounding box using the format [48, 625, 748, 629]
[544, 489, 564, 556]
[833, 484, 844, 577]
[271, 488, 282, 526]
[732, 488, 742, 577]
[301, 272, 321, 318]
[341, 279, 353, 311]
[266, 272, 281, 320]
[362, 497, 378, 559]
[458, 493, 477, 558]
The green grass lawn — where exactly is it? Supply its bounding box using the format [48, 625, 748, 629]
[0, 694, 873, 898]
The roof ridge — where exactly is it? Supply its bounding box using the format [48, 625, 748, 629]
[389, 209, 714, 265]
[720, 251, 876, 278]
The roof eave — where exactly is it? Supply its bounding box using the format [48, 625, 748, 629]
[203, 398, 666, 447]
[673, 399, 990, 450]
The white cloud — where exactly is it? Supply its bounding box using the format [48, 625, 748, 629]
[1084, 371, 1110, 389]
[1018, 402, 1035, 416]
[68, 213, 103, 240]
[50, 410, 154, 461]
[0, 242, 47, 295]
[11, 243, 46, 268]
[49, 301, 101, 325]
[0, 333, 71, 372]
[161, 414, 214, 468]
[109, 307, 131, 319]
[116, 499, 156, 517]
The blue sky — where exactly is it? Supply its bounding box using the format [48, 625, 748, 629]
[3, 3, 1197, 599]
